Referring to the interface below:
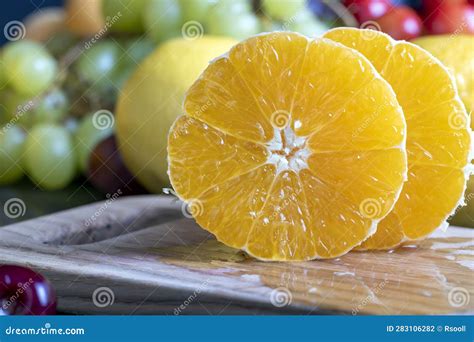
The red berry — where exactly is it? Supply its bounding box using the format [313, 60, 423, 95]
[87, 135, 147, 195]
[0, 265, 56, 315]
[375, 6, 423, 40]
[422, 0, 467, 16]
[344, 0, 392, 24]
[425, 4, 474, 34]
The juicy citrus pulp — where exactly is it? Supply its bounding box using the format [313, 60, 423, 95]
[324, 28, 473, 249]
[168, 32, 408, 261]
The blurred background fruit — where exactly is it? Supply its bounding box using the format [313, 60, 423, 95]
[102, 0, 146, 33]
[65, 0, 104, 36]
[87, 135, 147, 195]
[343, 0, 392, 23]
[75, 112, 114, 173]
[24, 7, 66, 42]
[413, 35, 473, 121]
[375, 5, 422, 40]
[0, 125, 25, 185]
[23, 124, 76, 190]
[144, 0, 183, 43]
[3, 40, 58, 96]
[424, 2, 474, 34]
[116, 37, 236, 193]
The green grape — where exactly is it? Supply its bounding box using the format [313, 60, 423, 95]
[109, 64, 135, 91]
[75, 113, 114, 173]
[108, 38, 155, 91]
[3, 40, 58, 96]
[75, 40, 120, 90]
[210, 0, 252, 15]
[45, 31, 78, 57]
[0, 104, 6, 126]
[0, 53, 7, 90]
[2, 90, 35, 128]
[0, 125, 26, 185]
[23, 124, 76, 190]
[102, 0, 146, 33]
[33, 88, 69, 124]
[144, 0, 182, 44]
[262, 0, 306, 21]
[260, 17, 284, 32]
[286, 10, 328, 37]
[207, 7, 260, 40]
[179, 0, 217, 23]
[124, 38, 155, 64]
[64, 117, 79, 135]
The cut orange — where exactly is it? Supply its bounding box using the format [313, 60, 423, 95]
[324, 28, 473, 250]
[168, 32, 407, 261]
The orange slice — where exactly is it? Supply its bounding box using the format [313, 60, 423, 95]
[324, 28, 473, 250]
[168, 32, 407, 261]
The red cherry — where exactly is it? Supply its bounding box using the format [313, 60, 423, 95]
[425, 4, 474, 34]
[87, 135, 147, 195]
[374, 6, 423, 40]
[0, 265, 56, 315]
[343, 0, 392, 24]
[422, 0, 467, 16]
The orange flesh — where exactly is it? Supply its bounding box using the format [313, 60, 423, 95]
[168, 32, 408, 260]
[324, 28, 472, 249]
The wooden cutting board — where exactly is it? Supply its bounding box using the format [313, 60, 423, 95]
[0, 195, 472, 315]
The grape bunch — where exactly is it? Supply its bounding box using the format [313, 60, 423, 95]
[102, 0, 334, 42]
[0, 0, 342, 194]
[0, 36, 149, 192]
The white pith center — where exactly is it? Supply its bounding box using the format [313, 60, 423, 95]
[267, 125, 310, 174]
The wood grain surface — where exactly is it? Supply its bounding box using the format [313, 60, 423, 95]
[0, 195, 472, 315]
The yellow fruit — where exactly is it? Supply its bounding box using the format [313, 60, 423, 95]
[168, 32, 407, 261]
[324, 28, 472, 249]
[65, 0, 104, 37]
[116, 36, 237, 192]
[413, 35, 474, 128]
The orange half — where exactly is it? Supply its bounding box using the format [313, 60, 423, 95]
[168, 32, 407, 261]
[324, 28, 473, 249]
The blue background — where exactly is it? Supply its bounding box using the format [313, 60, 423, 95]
[0, 0, 63, 45]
